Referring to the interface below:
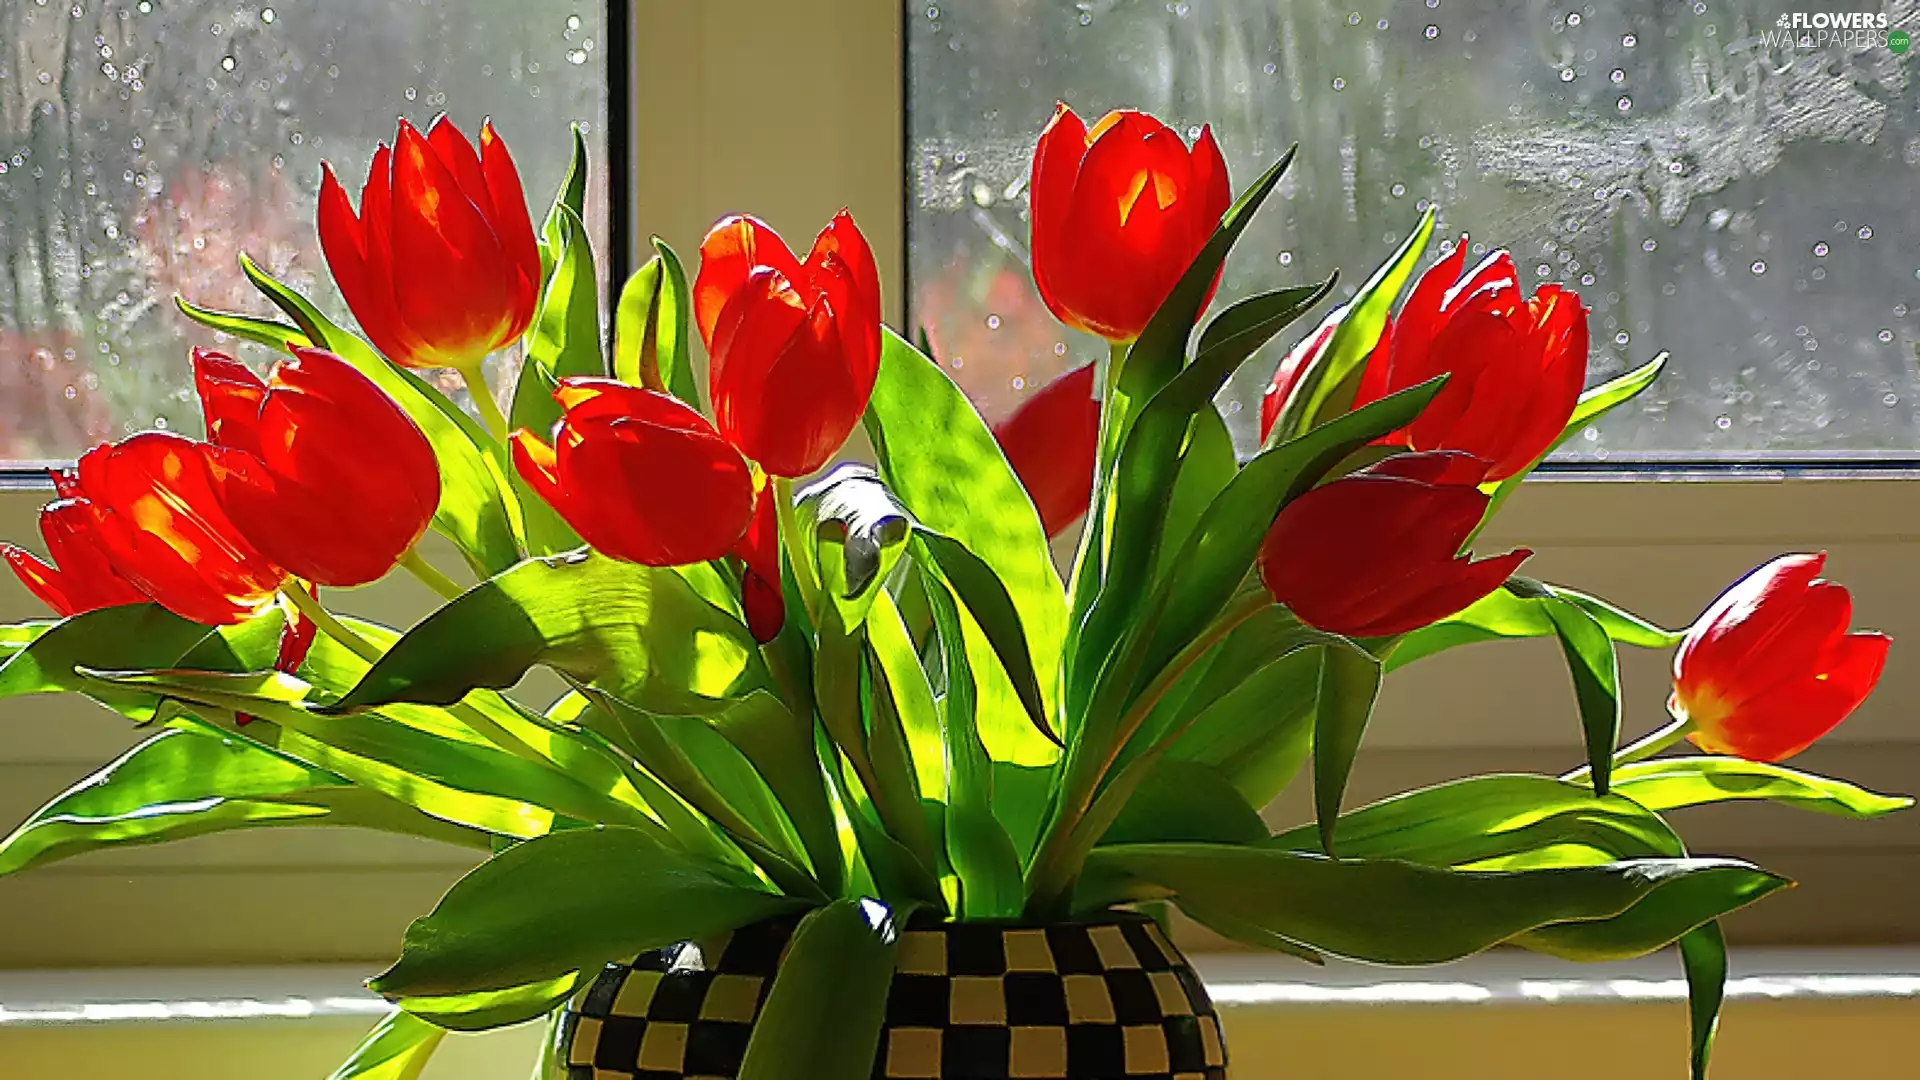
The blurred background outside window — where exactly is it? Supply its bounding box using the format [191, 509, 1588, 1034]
[0, 0, 607, 466]
[908, 0, 1920, 462]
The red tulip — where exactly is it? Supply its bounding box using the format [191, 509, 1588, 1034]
[692, 212, 882, 478]
[1672, 553, 1891, 763]
[1029, 104, 1232, 343]
[3, 498, 148, 616]
[732, 485, 785, 644]
[993, 363, 1100, 537]
[1351, 240, 1589, 482]
[1258, 451, 1530, 637]
[194, 347, 440, 588]
[1259, 321, 1336, 443]
[318, 115, 540, 371]
[510, 378, 757, 567]
[58, 434, 286, 626]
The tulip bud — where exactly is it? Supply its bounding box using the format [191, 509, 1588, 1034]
[1258, 451, 1530, 638]
[693, 212, 882, 478]
[993, 363, 1100, 537]
[1029, 104, 1232, 343]
[1350, 239, 1589, 482]
[195, 347, 440, 588]
[1672, 553, 1891, 763]
[510, 379, 758, 567]
[2, 498, 148, 616]
[318, 115, 540, 372]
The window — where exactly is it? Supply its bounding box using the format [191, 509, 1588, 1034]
[907, 1, 1920, 463]
[0, 0, 611, 465]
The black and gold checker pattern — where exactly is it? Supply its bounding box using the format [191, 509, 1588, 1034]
[560, 911, 1227, 1080]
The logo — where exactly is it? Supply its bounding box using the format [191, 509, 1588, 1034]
[1764, 11, 1905, 50]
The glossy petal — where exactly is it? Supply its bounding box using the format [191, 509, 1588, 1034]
[1258, 455, 1527, 637]
[1028, 106, 1232, 343]
[1261, 321, 1336, 442]
[425, 114, 496, 221]
[74, 433, 284, 625]
[515, 380, 756, 567]
[700, 214, 882, 477]
[190, 348, 267, 456]
[478, 119, 542, 326]
[1673, 553, 1892, 762]
[205, 347, 440, 587]
[3, 498, 147, 616]
[388, 120, 518, 368]
[994, 363, 1099, 536]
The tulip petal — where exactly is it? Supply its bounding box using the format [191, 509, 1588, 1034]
[3, 544, 80, 616]
[732, 484, 786, 644]
[1688, 631, 1890, 762]
[1059, 115, 1197, 341]
[1378, 238, 1470, 390]
[1263, 321, 1337, 441]
[558, 402, 757, 565]
[425, 114, 497, 222]
[694, 215, 805, 351]
[318, 160, 419, 368]
[1030, 103, 1090, 327]
[478, 119, 542, 322]
[191, 348, 267, 456]
[803, 210, 883, 395]
[730, 294, 862, 478]
[994, 362, 1099, 536]
[389, 120, 519, 367]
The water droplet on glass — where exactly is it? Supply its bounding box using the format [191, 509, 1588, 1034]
[1878, 329, 1895, 343]
[985, 314, 1002, 330]
[1714, 415, 1731, 430]
[1559, 67, 1576, 82]
[261, 7, 275, 23]
[1536, 263, 1552, 278]
[1750, 260, 1766, 275]
[1263, 62, 1277, 74]
[1331, 77, 1346, 90]
[1424, 24, 1440, 40]
[1858, 226, 1874, 240]
[1348, 12, 1362, 25]
[1277, 251, 1293, 265]
[1053, 342, 1068, 356]
[1609, 68, 1625, 84]
[1010, 376, 1025, 390]
[1641, 238, 1657, 252]
[567, 13, 583, 30]
[154, 416, 169, 430]
[566, 50, 588, 65]
[1390, 183, 1406, 197]
[1614, 331, 1630, 345]
[219, 55, 236, 71]
[1622, 32, 1637, 46]
[1566, 12, 1582, 26]
[1813, 242, 1830, 257]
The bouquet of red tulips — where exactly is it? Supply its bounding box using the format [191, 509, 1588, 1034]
[0, 106, 1907, 1080]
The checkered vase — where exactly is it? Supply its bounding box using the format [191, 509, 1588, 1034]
[553, 910, 1227, 1080]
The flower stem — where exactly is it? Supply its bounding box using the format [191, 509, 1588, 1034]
[770, 476, 823, 623]
[1561, 714, 1697, 785]
[280, 581, 381, 664]
[459, 362, 509, 443]
[400, 548, 465, 601]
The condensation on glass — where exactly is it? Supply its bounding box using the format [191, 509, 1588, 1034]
[0, 0, 606, 464]
[907, 1, 1920, 462]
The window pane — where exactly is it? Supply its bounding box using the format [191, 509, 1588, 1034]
[0, 0, 607, 464]
[907, 2, 1920, 462]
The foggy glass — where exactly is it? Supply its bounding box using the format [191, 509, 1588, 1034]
[0, 0, 607, 464]
[907, 0, 1920, 463]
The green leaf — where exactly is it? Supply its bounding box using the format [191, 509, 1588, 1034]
[371, 826, 806, 997]
[89, 669, 658, 840]
[1610, 756, 1916, 818]
[1088, 842, 1786, 965]
[1101, 759, 1268, 846]
[1679, 922, 1728, 1080]
[327, 1011, 445, 1080]
[864, 328, 1065, 764]
[173, 296, 311, 351]
[0, 725, 484, 875]
[912, 528, 1056, 747]
[0, 620, 53, 662]
[1270, 774, 1683, 868]
[1268, 207, 1437, 443]
[1166, 647, 1319, 808]
[510, 203, 602, 557]
[703, 691, 843, 893]
[1516, 862, 1787, 961]
[1387, 577, 1680, 670]
[1138, 377, 1448, 684]
[238, 255, 522, 576]
[539, 124, 589, 285]
[796, 465, 912, 629]
[1544, 597, 1622, 796]
[398, 971, 583, 1033]
[1312, 643, 1383, 855]
[1155, 407, 1236, 584]
[333, 550, 765, 716]
[613, 239, 700, 407]
[916, 572, 1025, 918]
[1071, 278, 1332, 716]
[736, 900, 902, 1080]
[0, 604, 281, 719]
